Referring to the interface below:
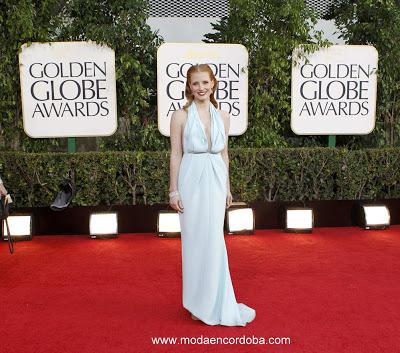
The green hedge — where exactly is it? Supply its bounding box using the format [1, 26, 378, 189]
[1, 148, 400, 207]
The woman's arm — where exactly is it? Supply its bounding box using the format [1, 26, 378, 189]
[169, 109, 185, 212]
[220, 111, 232, 208]
[0, 176, 7, 196]
[169, 110, 184, 192]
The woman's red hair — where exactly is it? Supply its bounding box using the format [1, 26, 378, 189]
[183, 64, 218, 110]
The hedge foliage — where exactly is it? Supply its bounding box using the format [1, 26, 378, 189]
[205, 0, 328, 148]
[1, 148, 400, 208]
[0, 0, 163, 152]
[1, 1, 400, 151]
[330, 0, 400, 148]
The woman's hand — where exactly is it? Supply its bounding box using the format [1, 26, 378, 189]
[169, 192, 184, 213]
[226, 190, 233, 209]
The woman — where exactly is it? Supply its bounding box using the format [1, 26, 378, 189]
[169, 64, 256, 326]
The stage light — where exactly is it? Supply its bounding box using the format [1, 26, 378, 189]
[361, 205, 390, 230]
[226, 204, 255, 235]
[157, 211, 181, 237]
[89, 212, 118, 239]
[3, 214, 32, 241]
[285, 208, 313, 233]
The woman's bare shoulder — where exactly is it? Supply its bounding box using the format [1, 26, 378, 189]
[172, 108, 187, 117]
[218, 109, 230, 124]
[218, 109, 230, 118]
[171, 109, 187, 125]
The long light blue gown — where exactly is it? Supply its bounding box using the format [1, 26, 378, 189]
[178, 102, 256, 326]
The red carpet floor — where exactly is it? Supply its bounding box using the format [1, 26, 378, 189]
[1, 227, 399, 353]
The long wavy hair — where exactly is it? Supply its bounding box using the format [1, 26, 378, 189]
[182, 64, 218, 110]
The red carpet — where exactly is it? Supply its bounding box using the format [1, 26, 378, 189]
[1, 227, 399, 353]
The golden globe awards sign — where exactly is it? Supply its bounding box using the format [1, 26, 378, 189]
[157, 43, 248, 136]
[291, 45, 378, 135]
[19, 42, 117, 138]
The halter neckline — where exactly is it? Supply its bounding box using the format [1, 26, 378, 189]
[183, 102, 225, 155]
[193, 102, 213, 151]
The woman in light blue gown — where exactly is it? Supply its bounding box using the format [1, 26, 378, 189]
[169, 64, 255, 326]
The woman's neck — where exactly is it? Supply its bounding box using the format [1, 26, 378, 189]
[194, 99, 210, 112]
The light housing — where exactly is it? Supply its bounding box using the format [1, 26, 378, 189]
[157, 210, 181, 237]
[89, 212, 118, 239]
[226, 203, 255, 235]
[2, 214, 33, 241]
[360, 204, 390, 230]
[285, 207, 314, 233]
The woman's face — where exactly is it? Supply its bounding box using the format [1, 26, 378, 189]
[189, 71, 214, 102]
